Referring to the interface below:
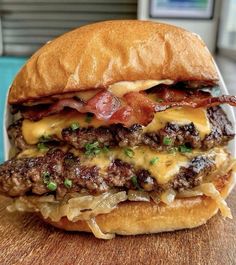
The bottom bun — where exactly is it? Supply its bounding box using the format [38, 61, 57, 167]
[44, 173, 235, 236]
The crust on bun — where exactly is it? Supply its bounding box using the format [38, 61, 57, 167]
[9, 20, 218, 104]
[44, 172, 235, 236]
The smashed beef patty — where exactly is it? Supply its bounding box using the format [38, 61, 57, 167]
[0, 148, 218, 198]
[8, 106, 234, 152]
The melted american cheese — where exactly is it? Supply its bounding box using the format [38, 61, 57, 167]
[22, 112, 107, 144]
[78, 146, 189, 184]
[144, 107, 211, 140]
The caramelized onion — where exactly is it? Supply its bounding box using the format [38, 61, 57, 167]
[7, 191, 127, 223]
[160, 189, 176, 205]
[199, 183, 232, 218]
[127, 190, 150, 202]
[176, 190, 203, 198]
[87, 218, 115, 240]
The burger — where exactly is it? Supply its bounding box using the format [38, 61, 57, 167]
[1, 20, 236, 239]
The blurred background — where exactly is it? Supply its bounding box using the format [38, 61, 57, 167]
[0, 0, 235, 160]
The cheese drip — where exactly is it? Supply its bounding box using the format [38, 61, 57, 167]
[22, 106, 211, 145]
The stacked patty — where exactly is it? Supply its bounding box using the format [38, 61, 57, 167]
[8, 106, 234, 152]
[0, 104, 234, 199]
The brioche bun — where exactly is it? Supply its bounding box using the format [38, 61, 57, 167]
[44, 172, 234, 236]
[9, 20, 218, 104]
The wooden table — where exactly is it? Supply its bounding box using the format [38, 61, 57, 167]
[0, 191, 236, 265]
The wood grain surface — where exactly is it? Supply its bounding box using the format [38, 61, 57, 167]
[0, 192, 236, 265]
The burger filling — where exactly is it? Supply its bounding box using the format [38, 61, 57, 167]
[1, 83, 236, 239]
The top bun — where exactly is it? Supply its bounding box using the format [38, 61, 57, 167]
[8, 20, 218, 104]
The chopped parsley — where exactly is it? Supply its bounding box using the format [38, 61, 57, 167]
[131, 176, 139, 189]
[179, 144, 192, 153]
[42, 171, 51, 184]
[102, 146, 110, 153]
[85, 113, 94, 123]
[70, 122, 80, 131]
[47, 181, 57, 191]
[124, 148, 135, 158]
[42, 171, 57, 191]
[84, 142, 110, 156]
[149, 157, 159, 165]
[37, 142, 49, 151]
[64, 178, 73, 189]
[85, 141, 101, 156]
[39, 135, 51, 143]
[163, 137, 172, 146]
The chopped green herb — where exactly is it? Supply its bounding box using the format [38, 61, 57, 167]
[131, 176, 139, 189]
[156, 98, 164, 103]
[85, 141, 101, 156]
[163, 137, 172, 146]
[102, 146, 110, 153]
[39, 135, 51, 143]
[150, 157, 159, 165]
[42, 171, 51, 184]
[85, 113, 94, 123]
[70, 122, 80, 131]
[64, 178, 73, 188]
[167, 147, 178, 154]
[179, 145, 192, 153]
[47, 181, 57, 191]
[37, 142, 49, 151]
[124, 148, 135, 158]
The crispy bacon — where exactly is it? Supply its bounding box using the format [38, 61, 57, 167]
[21, 87, 236, 126]
[123, 92, 155, 125]
[83, 90, 121, 120]
[109, 106, 134, 124]
[155, 95, 236, 112]
[155, 87, 211, 102]
[153, 87, 236, 111]
[22, 98, 84, 121]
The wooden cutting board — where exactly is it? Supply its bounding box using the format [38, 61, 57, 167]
[0, 192, 236, 265]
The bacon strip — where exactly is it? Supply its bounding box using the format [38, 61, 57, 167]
[155, 87, 211, 102]
[22, 98, 84, 121]
[22, 91, 121, 122]
[155, 95, 236, 112]
[123, 92, 155, 125]
[21, 87, 236, 126]
[83, 90, 121, 120]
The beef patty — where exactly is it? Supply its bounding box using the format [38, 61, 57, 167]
[8, 106, 234, 152]
[0, 148, 218, 198]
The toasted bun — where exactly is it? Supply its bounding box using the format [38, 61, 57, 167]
[44, 173, 234, 236]
[9, 20, 218, 104]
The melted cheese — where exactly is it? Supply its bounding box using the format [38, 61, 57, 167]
[144, 107, 211, 140]
[22, 112, 107, 144]
[108, 79, 174, 97]
[74, 146, 189, 184]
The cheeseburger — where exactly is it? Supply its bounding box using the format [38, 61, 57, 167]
[1, 20, 236, 239]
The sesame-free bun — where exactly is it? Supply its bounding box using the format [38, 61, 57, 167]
[44, 173, 234, 237]
[8, 20, 218, 104]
